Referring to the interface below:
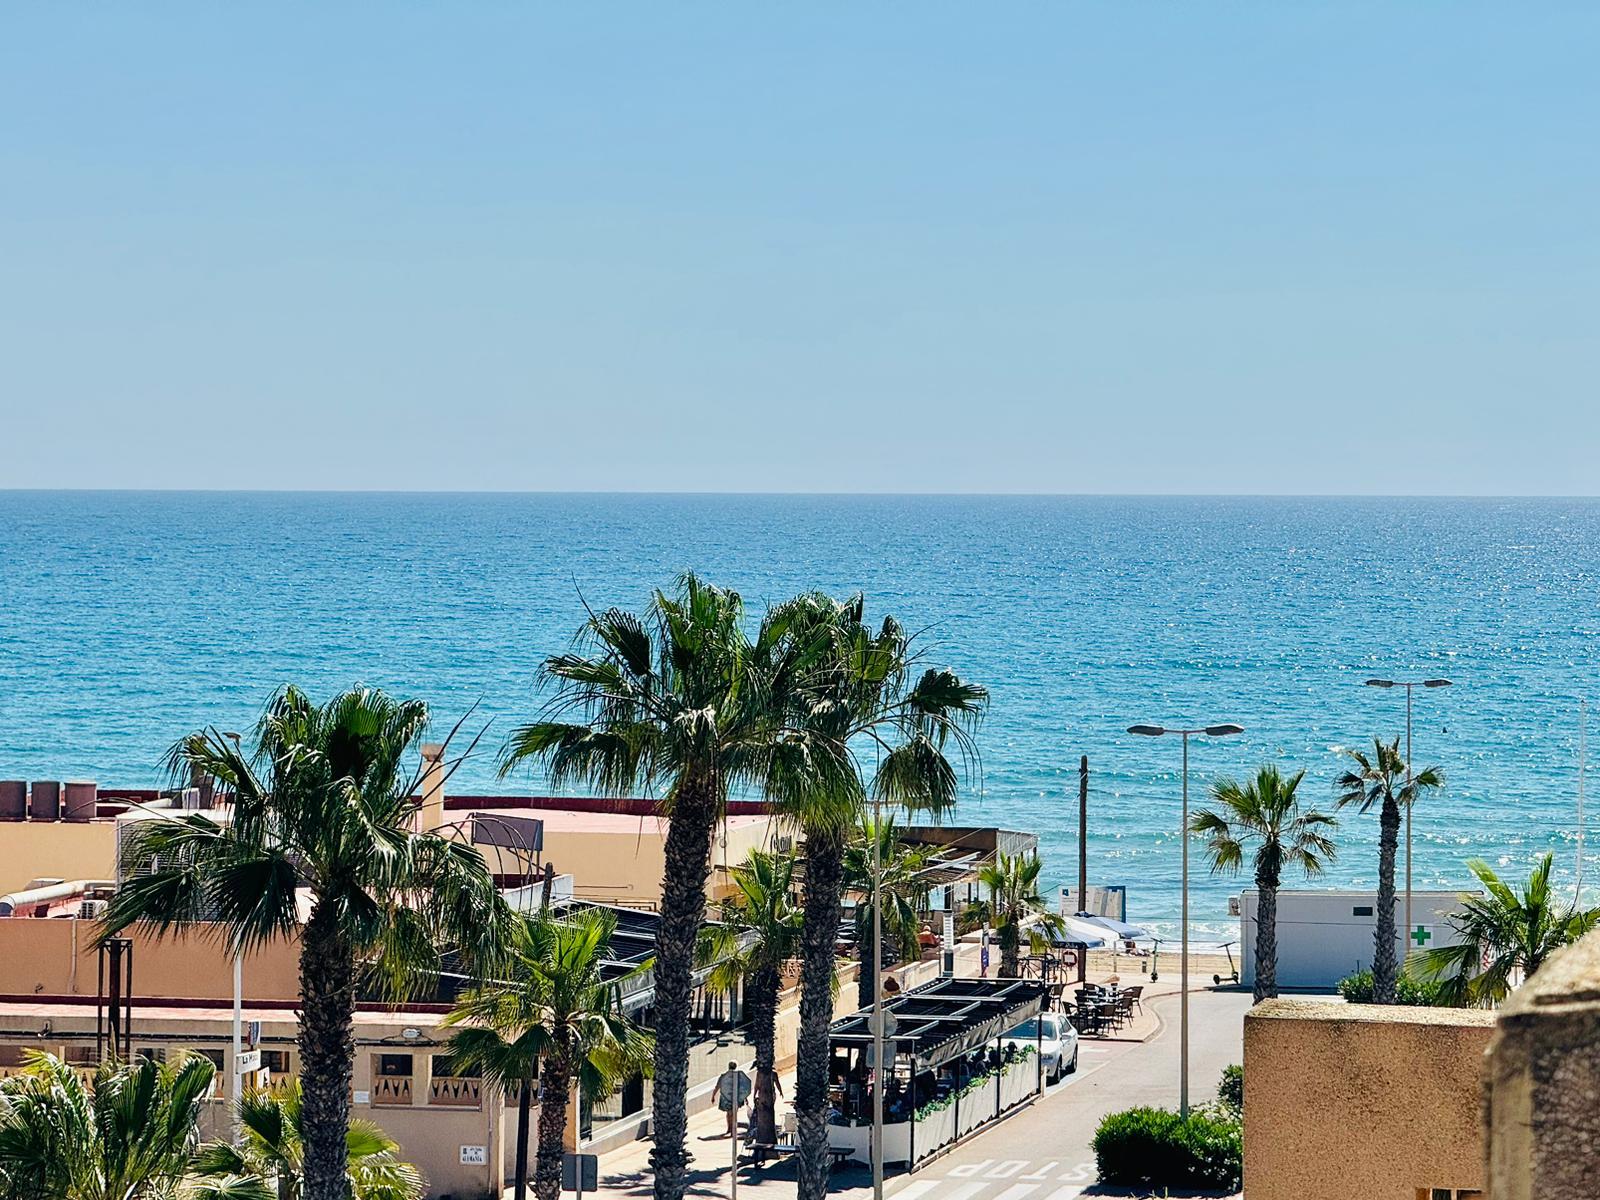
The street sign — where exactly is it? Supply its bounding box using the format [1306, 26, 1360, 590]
[235, 1049, 262, 1074]
[562, 1153, 598, 1192]
[460, 1145, 488, 1166]
[246, 1019, 261, 1048]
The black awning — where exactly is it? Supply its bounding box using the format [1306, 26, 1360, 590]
[827, 977, 1045, 1072]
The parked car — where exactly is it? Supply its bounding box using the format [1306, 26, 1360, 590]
[1001, 1011, 1078, 1083]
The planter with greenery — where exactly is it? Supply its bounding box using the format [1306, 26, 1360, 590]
[1336, 968, 1447, 1006]
[1092, 1105, 1242, 1194]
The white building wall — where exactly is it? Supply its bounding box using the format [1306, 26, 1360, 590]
[1238, 889, 1473, 991]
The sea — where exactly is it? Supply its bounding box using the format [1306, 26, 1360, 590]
[2, 492, 1597, 947]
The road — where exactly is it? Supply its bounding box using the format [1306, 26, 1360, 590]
[854, 987, 1252, 1200]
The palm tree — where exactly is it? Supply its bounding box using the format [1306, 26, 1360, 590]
[1408, 854, 1600, 1006]
[964, 851, 1064, 978]
[0, 1051, 214, 1200]
[1191, 765, 1338, 1002]
[191, 1081, 425, 1200]
[101, 686, 511, 1200]
[844, 819, 934, 1012]
[445, 908, 652, 1200]
[499, 575, 817, 1200]
[1336, 738, 1443, 1003]
[698, 850, 804, 1146]
[765, 593, 986, 1200]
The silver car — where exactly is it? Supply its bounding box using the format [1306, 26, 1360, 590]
[1002, 1011, 1079, 1084]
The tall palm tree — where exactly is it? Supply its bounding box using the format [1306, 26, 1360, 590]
[697, 850, 804, 1146]
[1336, 738, 1443, 1003]
[0, 1051, 214, 1200]
[844, 819, 934, 1012]
[1191, 765, 1338, 1002]
[765, 593, 986, 1200]
[102, 686, 510, 1200]
[446, 909, 653, 1200]
[191, 1081, 425, 1200]
[964, 851, 1064, 978]
[499, 575, 823, 1200]
[1408, 854, 1600, 1006]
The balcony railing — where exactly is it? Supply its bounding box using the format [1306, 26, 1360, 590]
[370, 1076, 413, 1106]
[429, 1076, 483, 1108]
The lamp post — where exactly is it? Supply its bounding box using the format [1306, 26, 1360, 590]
[1364, 678, 1451, 948]
[1127, 722, 1244, 1117]
[871, 793, 885, 1200]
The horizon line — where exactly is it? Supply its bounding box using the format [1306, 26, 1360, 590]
[4, 487, 1600, 500]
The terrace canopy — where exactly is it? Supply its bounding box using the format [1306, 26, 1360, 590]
[825, 977, 1048, 1167]
[828, 977, 1045, 1073]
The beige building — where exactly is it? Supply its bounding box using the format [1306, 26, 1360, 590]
[1244, 999, 1494, 1200]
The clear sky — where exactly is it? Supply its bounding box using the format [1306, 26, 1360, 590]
[3, 4, 1596, 494]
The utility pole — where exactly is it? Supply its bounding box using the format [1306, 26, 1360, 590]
[1077, 755, 1089, 913]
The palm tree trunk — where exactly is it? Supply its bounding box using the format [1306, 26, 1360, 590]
[512, 1071, 534, 1200]
[1373, 796, 1401, 1004]
[1000, 921, 1020, 978]
[857, 915, 876, 1012]
[1253, 865, 1279, 1004]
[298, 903, 356, 1200]
[650, 772, 718, 1200]
[532, 1050, 573, 1200]
[795, 826, 846, 1200]
[749, 964, 780, 1146]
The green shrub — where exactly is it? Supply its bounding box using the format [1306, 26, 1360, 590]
[1217, 1063, 1243, 1115]
[1092, 1105, 1242, 1193]
[1336, 968, 1447, 1006]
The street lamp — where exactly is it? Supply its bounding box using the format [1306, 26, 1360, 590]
[1364, 678, 1452, 949]
[1127, 722, 1244, 1117]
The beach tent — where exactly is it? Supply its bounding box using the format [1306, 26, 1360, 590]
[1072, 912, 1149, 941]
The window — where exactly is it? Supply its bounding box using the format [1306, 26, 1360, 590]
[262, 1049, 291, 1074]
[1353, 905, 1374, 916]
[376, 1053, 413, 1077]
[429, 1054, 483, 1108]
[137, 1047, 166, 1064]
[194, 1049, 225, 1071]
[63, 1045, 99, 1067]
[0, 1046, 27, 1069]
[370, 1053, 414, 1107]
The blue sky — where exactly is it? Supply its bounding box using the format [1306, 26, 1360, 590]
[3, 4, 1596, 493]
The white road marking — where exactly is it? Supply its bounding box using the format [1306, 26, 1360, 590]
[935, 1182, 990, 1200]
[1019, 1161, 1057, 1179]
[991, 1183, 1040, 1200]
[889, 1181, 940, 1200]
[986, 1161, 1027, 1179]
[945, 1160, 992, 1178]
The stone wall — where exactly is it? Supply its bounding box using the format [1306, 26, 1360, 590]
[1243, 999, 1495, 1200]
[1484, 928, 1600, 1199]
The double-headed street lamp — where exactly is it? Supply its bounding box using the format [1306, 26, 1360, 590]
[1364, 678, 1452, 946]
[1127, 722, 1244, 1117]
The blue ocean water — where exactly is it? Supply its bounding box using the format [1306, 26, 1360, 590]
[2, 492, 1597, 945]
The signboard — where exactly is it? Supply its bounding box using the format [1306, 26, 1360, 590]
[353, 1090, 370, 1105]
[460, 1145, 488, 1166]
[1061, 885, 1127, 921]
[235, 1049, 262, 1074]
[246, 1019, 261, 1048]
[980, 927, 991, 975]
[472, 812, 545, 853]
[715, 1068, 752, 1112]
[562, 1153, 598, 1192]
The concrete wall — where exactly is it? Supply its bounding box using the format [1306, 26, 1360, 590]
[0, 820, 118, 892]
[1244, 999, 1495, 1200]
[0, 918, 302, 1002]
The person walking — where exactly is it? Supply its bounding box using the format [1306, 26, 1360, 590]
[716, 1061, 752, 1140]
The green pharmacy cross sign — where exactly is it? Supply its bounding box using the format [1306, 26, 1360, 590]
[1410, 925, 1432, 947]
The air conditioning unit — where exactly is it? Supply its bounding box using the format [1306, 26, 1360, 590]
[79, 899, 108, 919]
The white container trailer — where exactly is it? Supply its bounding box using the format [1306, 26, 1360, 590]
[1237, 888, 1474, 991]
